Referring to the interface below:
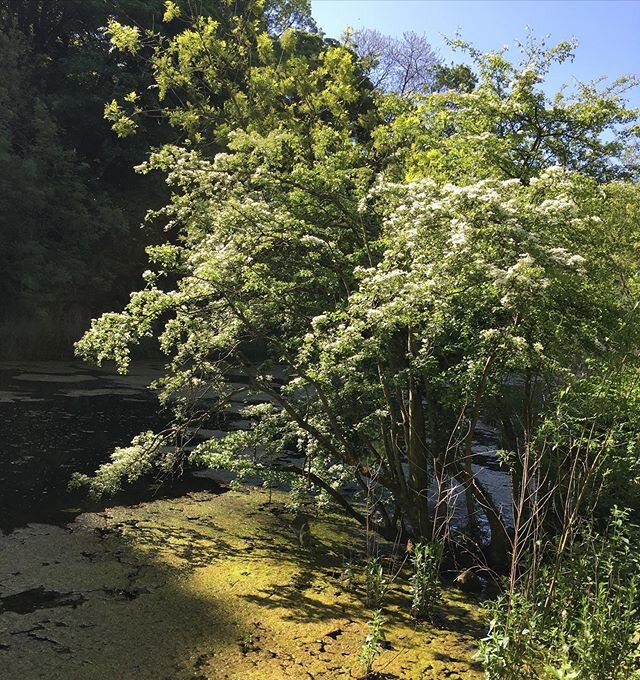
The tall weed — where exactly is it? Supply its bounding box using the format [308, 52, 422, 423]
[478, 509, 640, 680]
[410, 541, 442, 620]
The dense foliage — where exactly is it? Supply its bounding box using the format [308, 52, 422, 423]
[73, 2, 640, 578]
[0, 0, 316, 357]
[479, 509, 640, 679]
[0, 0, 168, 356]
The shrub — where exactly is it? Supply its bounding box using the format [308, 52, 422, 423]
[365, 557, 388, 608]
[358, 609, 386, 677]
[477, 509, 640, 680]
[410, 541, 442, 620]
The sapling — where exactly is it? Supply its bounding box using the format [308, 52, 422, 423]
[410, 541, 442, 620]
[358, 609, 386, 677]
[341, 560, 356, 592]
[365, 557, 388, 607]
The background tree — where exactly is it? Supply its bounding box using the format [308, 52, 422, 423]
[0, 0, 169, 356]
[431, 62, 477, 92]
[0, 26, 127, 356]
[0, 0, 320, 358]
[351, 28, 439, 95]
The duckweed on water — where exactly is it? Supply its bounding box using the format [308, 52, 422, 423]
[0, 488, 484, 679]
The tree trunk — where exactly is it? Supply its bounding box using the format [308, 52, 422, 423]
[406, 331, 432, 538]
[453, 461, 512, 569]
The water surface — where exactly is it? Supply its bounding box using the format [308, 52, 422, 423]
[0, 361, 199, 532]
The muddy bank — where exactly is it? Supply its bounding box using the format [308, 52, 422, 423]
[0, 488, 485, 679]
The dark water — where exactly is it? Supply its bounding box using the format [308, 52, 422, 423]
[0, 361, 513, 534]
[0, 361, 225, 533]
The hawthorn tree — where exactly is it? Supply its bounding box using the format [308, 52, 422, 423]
[376, 37, 640, 184]
[76, 15, 640, 566]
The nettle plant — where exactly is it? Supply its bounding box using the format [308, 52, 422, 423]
[75, 25, 640, 565]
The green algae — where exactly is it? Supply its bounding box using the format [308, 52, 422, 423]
[0, 489, 485, 679]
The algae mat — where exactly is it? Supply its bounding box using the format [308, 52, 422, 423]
[0, 489, 485, 679]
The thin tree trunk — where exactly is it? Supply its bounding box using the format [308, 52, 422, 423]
[406, 330, 432, 538]
[461, 351, 499, 537]
[453, 461, 511, 568]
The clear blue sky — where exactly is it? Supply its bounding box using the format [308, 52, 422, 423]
[310, 0, 640, 106]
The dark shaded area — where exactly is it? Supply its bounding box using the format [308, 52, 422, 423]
[0, 1, 174, 359]
[0, 0, 321, 360]
[0, 362, 229, 532]
[0, 517, 244, 680]
[0, 586, 85, 614]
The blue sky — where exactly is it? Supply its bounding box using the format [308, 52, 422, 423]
[310, 1, 640, 106]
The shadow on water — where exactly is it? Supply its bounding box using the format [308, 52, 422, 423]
[0, 517, 244, 680]
[149, 502, 368, 626]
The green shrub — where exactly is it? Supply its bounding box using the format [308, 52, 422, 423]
[477, 509, 640, 680]
[410, 541, 443, 620]
[365, 557, 388, 608]
[358, 609, 386, 677]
